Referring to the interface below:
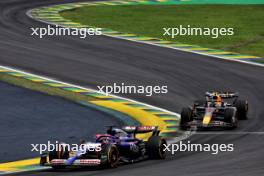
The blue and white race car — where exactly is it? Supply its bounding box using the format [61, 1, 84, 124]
[40, 126, 167, 169]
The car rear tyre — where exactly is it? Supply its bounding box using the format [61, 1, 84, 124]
[180, 107, 193, 130]
[101, 144, 119, 168]
[146, 136, 167, 159]
[234, 99, 248, 120]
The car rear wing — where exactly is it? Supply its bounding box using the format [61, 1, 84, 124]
[205, 91, 239, 99]
[122, 126, 160, 136]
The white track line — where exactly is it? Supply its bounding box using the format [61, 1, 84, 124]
[0, 65, 180, 117]
[104, 35, 264, 68]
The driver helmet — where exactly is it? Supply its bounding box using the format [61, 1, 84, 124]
[107, 128, 127, 137]
[212, 93, 222, 106]
[213, 95, 222, 102]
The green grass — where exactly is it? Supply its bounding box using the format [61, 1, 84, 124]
[0, 74, 96, 103]
[61, 5, 264, 57]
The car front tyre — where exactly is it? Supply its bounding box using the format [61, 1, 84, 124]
[234, 99, 248, 120]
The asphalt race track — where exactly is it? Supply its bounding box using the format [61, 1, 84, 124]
[0, 81, 122, 163]
[0, 0, 264, 175]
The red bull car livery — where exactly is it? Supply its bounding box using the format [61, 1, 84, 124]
[180, 92, 248, 130]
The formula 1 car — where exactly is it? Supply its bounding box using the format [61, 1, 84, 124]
[180, 92, 248, 130]
[40, 126, 167, 169]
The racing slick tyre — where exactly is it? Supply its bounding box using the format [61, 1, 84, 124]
[224, 108, 238, 129]
[234, 99, 248, 120]
[48, 146, 69, 169]
[180, 107, 193, 130]
[146, 136, 167, 159]
[100, 144, 119, 168]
